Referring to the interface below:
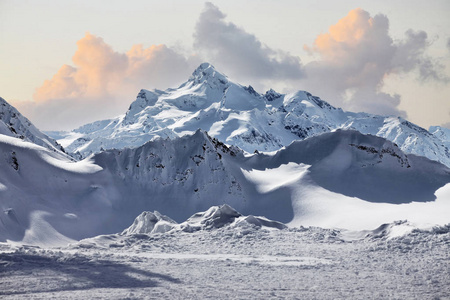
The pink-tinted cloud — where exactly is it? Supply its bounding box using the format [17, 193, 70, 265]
[18, 33, 193, 130]
[302, 8, 445, 117]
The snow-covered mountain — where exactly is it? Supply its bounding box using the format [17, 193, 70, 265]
[1, 128, 448, 244]
[50, 63, 450, 167]
[0, 97, 66, 154]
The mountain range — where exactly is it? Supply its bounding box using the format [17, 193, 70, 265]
[48, 63, 450, 168]
[0, 63, 449, 245]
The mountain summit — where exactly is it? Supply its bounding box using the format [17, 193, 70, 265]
[49, 63, 450, 167]
[189, 62, 229, 86]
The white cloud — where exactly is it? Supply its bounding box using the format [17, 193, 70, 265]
[193, 2, 304, 87]
[11, 5, 449, 131]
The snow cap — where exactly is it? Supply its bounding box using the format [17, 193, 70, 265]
[189, 63, 229, 86]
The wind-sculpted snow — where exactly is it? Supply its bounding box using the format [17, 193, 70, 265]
[0, 97, 66, 155]
[120, 205, 286, 235]
[50, 63, 450, 167]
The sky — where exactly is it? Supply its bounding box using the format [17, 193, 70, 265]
[1, 0, 449, 131]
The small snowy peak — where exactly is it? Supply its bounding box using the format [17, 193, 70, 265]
[180, 205, 287, 232]
[429, 125, 450, 148]
[120, 205, 288, 236]
[73, 117, 120, 135]
[0, 97, 66, 155]
[366, 221, 416, 240]
[121, 211, 177, 235]
[182, 205, 242, 231]
[234, 215, 287, 230]
[263, 88, 282, 102]
[124, 89, 161, 122]
[429, 125, 450, 138]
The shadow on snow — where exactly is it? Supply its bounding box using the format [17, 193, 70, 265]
[0, 251, 180, 295]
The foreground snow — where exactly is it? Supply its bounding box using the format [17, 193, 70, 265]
[1, 223, 449, 299]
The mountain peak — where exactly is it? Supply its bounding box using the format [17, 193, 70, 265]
[189, 62, 228, 86]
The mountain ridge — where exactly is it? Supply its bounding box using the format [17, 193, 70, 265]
[1, 127, 449, 242]
[47, 63, 450, 167]
[0, 96, 67, 156]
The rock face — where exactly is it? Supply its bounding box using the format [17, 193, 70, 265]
[50, 63, 450, 167]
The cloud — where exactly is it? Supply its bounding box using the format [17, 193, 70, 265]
[301, 8, 445, 117]
[12, 5, 448, 131]
[193, 2, 304, 87]
[442, 111, 450, 129]
[20, 33, 193, 130]
[447, 38, 450, 52]
[393, 29, 448, 82]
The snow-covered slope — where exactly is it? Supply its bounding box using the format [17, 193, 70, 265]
[0, 97, 66, 154]
[51, 63, 450, 167]
[430, 125, 450, 150]
[1, 129, 449, 244]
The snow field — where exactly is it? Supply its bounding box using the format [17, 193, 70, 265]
[0, 225, 449, 299]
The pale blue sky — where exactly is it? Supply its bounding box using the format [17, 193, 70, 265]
[1, 0, 449, 130]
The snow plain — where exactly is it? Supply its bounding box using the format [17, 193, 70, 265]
[1, 222, 449, 299]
